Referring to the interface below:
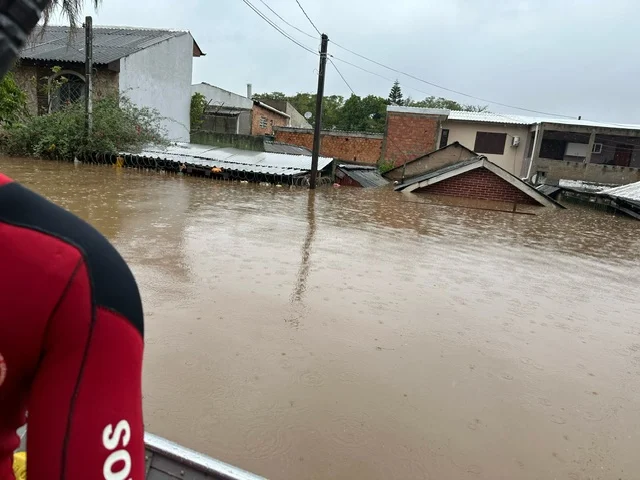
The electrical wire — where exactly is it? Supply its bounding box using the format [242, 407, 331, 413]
[257, 0, 317, 39]
[329, 58, 355, 95]
[295, 0, 322, 36]
[252, 0, 574, 118]
[241, 0, 318, 56]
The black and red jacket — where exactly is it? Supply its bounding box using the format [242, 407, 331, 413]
[0, 173, 145, 479]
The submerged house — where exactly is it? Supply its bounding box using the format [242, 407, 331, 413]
[384, 141, 477, 182]
[15, 25, 204, 142]
[395, 156, 561, 208]
[335, 164, 389, 188]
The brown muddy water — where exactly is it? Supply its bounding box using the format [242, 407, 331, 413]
[3, 157, 640, 480]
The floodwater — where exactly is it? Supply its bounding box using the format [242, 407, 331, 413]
[3, 157, 640, 480]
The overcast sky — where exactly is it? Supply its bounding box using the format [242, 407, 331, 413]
[53, 0, 639, 122]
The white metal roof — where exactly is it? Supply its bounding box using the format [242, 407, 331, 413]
[600, 181, 640, 201]
[386, 106, 640, 131]
[134, 143, 333, 176]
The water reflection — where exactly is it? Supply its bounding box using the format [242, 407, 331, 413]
[290, 191, 316, 304]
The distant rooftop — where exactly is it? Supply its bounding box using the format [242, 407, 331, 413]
[21, 25, 204, 65]
[387, 105, 640, 131]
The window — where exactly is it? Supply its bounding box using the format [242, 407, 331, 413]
[259, 116, 268, 129]
[439, 129, 449, 149]
[49, 71, 85, 112]
[474, 132, 507, 155]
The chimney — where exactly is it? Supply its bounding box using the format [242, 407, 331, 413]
[247, 83, 253, 99]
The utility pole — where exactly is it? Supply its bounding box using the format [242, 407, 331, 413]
[309, 33, 328, 189]
[84, 16, 93, 137]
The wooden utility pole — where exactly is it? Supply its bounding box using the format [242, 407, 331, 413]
[85, 16, 93, 137]
[309, 33, 328, 189]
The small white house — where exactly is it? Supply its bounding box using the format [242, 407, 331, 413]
[17, 25, 204, 142]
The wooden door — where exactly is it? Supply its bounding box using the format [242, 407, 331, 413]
[613, 144, 633, 166]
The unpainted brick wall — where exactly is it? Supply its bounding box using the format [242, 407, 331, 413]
[418, 167, 540, 205]
[383, 112, 440, 167]
[274, 129, 383, 164]
[251, 104, 288, 135]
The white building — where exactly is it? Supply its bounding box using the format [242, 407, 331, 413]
[17, 25, 204, 142]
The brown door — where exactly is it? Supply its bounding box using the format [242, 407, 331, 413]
[613, 144, 633, 166]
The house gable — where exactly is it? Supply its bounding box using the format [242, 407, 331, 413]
[384, 141, 477, 181]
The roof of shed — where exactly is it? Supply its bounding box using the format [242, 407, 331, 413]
[337, 164, 389, 188]
[394, 156, 563, 208]
[21, 25, 203, 64]
[132, 143, 332, 177]
[263, 141, 312, 155]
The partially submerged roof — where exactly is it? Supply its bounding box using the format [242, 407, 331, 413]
[22, 25, 204, 65]
[132, 143, 332, 176]
[383, 141, 477, 179]
[337, 164, 389, 188]
[264, 141, 311, 156]
[395, 157, 563, 208]
[600, 181, 640, 202]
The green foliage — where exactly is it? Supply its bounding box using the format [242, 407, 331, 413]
[254, 91, 344, 129]
[405, 95, 487, 112]
[2, 95, 166, 159]
[388, 80, 404, 106]
[335, 94, 387, 132]
[0, 73, 28, 126]
[378, 159, 396, 174]
[190, 92, 208, 132]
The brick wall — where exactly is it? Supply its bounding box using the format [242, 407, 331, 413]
[274, 127, 383, 163]
[383, 112, 442, 167]
[251, 103, 289, 135]
[418, 167, 540, 205]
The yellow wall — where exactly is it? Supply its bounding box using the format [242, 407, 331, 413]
[442, 121, 530, 175]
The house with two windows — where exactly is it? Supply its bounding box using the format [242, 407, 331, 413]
[15, 25, 204, 142]
[382, 106, 640, 186]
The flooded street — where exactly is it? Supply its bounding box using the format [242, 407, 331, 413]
[4, 157, 640, 479]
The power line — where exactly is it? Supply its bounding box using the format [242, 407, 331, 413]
[256, 0, 317, 39]
[329, 58, 355, 95]
[241, 0, 318, 56]
[295, 0, 321, 36]
[254, 0, 573, 118]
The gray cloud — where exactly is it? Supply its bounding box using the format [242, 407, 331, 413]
[71, 0, 640, 122]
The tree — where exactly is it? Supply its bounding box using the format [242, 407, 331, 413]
[388, 80, 404, 106]
[190, 92, 208, 132]
[406, 95, 487, 112]
[43, 0, 101, 27]
[0, 72, 27, 126]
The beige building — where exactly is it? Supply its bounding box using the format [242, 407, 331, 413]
[407, 108, 640, 185]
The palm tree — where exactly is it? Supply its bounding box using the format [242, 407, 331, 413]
[43, 0, 101, 27]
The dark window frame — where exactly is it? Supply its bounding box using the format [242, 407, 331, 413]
[439, 129, 449, 149]
[474, 131, 507, 155]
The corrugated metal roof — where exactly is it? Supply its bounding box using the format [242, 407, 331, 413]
[600, 181, 640, 202]
[447, 110, 640, 131]
[337, 164, 388, 188]
[132, 143, 332, 177]
[21, 26, 190, 64]
[263, 141, 311, 155]
[387, 106, 640, 131]
[395, 157, 483, 191]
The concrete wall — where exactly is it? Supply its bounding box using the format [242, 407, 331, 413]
[443, 120, 529, 175]
[251, 103, 288, 135]
[385, 142, 477, 181]
[120, 33, 194, 142]
[535, 158, 640, 185]
[274, 127, 383, 163]
[192, 83, 253, 110]
[190, 131, 264, 151]
[417, 167, 540, 205]
[383, 111, 441, 167]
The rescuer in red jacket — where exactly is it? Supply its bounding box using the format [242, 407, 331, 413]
[0, 172, 145, 479]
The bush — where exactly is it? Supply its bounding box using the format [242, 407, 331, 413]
[0, 73, 27, 126]
[2, 95, 166, 159]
